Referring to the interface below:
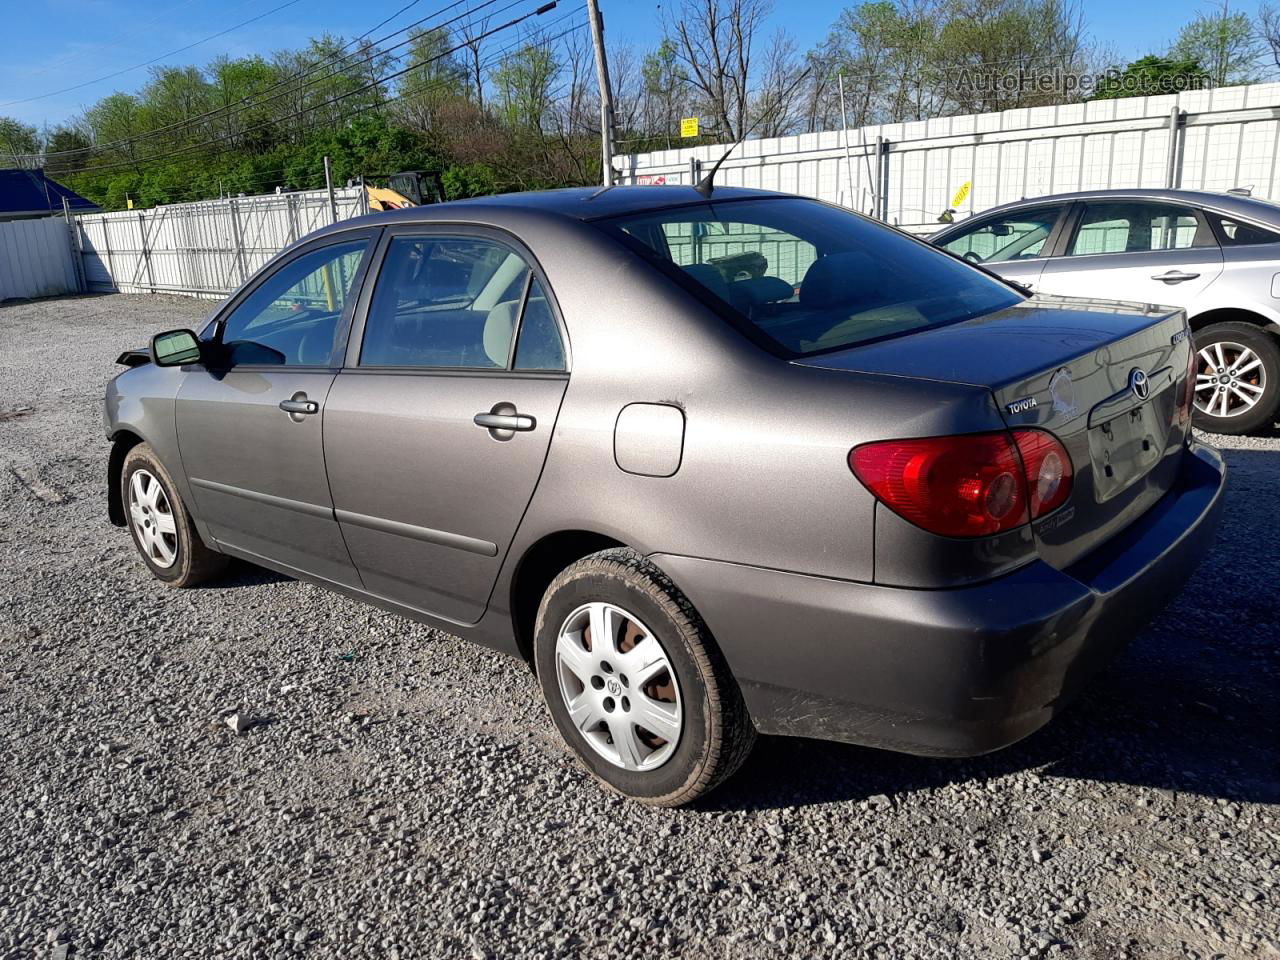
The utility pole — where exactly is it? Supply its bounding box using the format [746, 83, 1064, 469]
[586, 0, 617, 186]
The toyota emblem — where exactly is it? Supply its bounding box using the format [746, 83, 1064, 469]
[1129, 368, 1150, 401]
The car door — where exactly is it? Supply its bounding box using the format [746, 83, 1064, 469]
[934, 204, 1069, 291]
[1037, 199, 1224, 307]
[323, 228, 570, 624]
[176, 231, 377, 587]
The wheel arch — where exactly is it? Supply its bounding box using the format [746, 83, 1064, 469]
[508, 529, 628, 666]
[107, 429, 146, 526]
[1189, 306, 1280, 337]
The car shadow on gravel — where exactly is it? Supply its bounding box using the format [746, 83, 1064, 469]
[190, 559, 291, 589]
[699, 447, 1280, 814]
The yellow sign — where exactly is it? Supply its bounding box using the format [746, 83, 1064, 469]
[126, 196, 134, 210]
[680, 116, 699, 138]
[951, 181, 971, 209]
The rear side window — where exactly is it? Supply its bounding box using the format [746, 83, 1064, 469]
[1069, 202, 1212, 256]
[604, 197, 1021, 357]
[360, 236, 565, 370]
[939, 207, 1064, 263]
[1210, 213, 1280, 246]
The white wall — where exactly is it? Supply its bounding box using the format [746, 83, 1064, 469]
[0, 217, 79, 302]
[618, 83, 1280, 233]
[75, 187, 369, 299]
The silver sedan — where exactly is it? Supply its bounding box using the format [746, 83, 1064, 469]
[932, 188, 1280, 434]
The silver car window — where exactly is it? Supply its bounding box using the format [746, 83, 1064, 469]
[938, 207, 1064, 264]
[1068, 202, 1213, 256]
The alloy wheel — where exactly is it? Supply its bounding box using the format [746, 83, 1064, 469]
[128, 469, 178, 569]
[1195, 340, 1267, 419]
[554, 601, 683, 772]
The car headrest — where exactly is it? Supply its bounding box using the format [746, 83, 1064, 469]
[483, 300, 519, 366]
[799, 252, 883, 308]
[683, 263, 731, 301]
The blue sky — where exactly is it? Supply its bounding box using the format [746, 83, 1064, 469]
[0, 0, 1261, 129]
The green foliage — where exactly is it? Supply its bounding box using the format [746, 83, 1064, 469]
[1092, 55, 1209, 99]
[1172, 8, 1260, 86]
[0, 116, 41, 165]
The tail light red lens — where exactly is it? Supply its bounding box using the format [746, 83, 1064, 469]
[849, 430, 1073, 538]
[1177, 339, 1197, 425]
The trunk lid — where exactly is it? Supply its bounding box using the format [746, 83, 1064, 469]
[798, 295, 1193, 569]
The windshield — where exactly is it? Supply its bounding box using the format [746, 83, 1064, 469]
[603, 197, 1022, 356]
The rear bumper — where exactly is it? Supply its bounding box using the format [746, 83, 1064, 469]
[651, 441, 1226, 757]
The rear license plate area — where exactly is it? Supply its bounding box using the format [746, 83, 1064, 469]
[1088, 402, 1162, 502]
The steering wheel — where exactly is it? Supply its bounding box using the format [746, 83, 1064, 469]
[962, 250, 985, 264]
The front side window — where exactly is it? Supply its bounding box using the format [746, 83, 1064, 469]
[218, 240, 368, 366]
[360, 236, 564, 370]
[1069, 202, 1211, 256]
[939, 207, 1063, 264]
[605, 198, 1022, 357]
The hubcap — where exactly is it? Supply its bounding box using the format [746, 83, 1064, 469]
[1195, 340, 1267, 419]
[128, 469, 178, 569]
[554, 601, 683, 772]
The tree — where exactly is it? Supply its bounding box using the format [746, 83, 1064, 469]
[640, 39, 683, 147]
[1092, 54, 1208, 99]
[1172, 3, 1259, 86]
[936, 0, 1091, 114]
[43, 126, 92, 176]
[666, 0, 771, 141]
[0, 117, 41, 166]
[491, 39, 559, 131]
[398, 28, 469, 132]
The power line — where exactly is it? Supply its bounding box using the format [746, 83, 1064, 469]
[65, 2, 566, 177]
[31, 0, 510, 161]
[0, 0, 310, 108]
[78, 14, 589, 209]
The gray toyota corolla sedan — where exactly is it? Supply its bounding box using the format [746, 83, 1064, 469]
[105, 186, 1226, 806]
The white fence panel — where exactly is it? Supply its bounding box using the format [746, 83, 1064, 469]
[619, 82, 1280, 234]
[0, 217, 78, 301]
[76, 186, 368, 299]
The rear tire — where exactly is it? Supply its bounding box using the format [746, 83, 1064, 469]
[1191, 321, 1280, 435]
[121, 443, 227, 587]
[534, 548, 755, 807]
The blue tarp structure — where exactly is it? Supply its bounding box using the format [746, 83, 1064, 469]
[0, 168, 101, 220]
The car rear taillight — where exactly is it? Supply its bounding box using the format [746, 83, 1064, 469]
[1177, 339, 1197, 425]
[849, 430, 1073, 538]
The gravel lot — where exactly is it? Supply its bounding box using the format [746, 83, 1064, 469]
[1, 293, 1278, 960]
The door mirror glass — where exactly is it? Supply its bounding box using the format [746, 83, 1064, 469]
[151, 329, 201, 367]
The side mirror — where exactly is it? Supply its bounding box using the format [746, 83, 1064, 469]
[150, 329, 202, 367]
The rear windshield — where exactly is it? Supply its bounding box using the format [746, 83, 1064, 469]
[602, 197, 1022, 356]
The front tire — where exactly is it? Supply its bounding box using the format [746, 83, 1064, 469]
[121, 443, 227, 587]
[534, 549, 755, 807]
[1191, 321, 1280, 435]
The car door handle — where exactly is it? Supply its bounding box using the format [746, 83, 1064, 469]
[473, 412, 536, 431]
[279, 398, 319, 415]
[1151, 270, 1200, 283]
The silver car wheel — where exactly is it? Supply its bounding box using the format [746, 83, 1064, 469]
[555, 601, 683, 772]
[1195, 341, 1268, 419]
[128, 468, 178, 569]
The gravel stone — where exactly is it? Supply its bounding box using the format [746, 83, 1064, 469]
[1, 293, 1278, 959]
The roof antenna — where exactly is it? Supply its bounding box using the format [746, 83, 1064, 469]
[693, 67, 813, 199]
